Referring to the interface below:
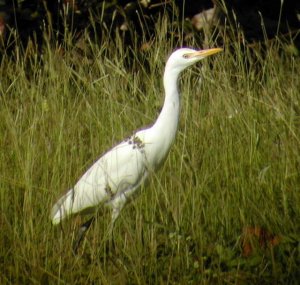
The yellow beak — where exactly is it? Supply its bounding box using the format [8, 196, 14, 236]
[186, 48, 223, 58]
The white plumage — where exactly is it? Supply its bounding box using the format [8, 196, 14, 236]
[51, 47, 222, 227]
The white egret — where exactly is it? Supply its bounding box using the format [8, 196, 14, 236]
[51, 47, 222, 249]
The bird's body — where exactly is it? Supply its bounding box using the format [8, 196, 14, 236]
[51, 47, 222, 229]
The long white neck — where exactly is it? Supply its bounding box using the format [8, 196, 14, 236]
[151, 65, 181, 146]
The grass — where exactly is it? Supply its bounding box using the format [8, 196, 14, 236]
[0, 21, 299, 284]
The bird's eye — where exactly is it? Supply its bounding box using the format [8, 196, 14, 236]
[183, 54, 189, 59]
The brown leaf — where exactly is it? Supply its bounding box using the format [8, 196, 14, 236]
[241, 226, 281, 256]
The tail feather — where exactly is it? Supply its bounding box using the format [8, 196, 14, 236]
[51, 189, 75, 225]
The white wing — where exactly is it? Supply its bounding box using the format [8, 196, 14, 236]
[51, 131, 149, 224]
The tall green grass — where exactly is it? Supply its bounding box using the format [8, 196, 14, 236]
[0, 21, 299, 284]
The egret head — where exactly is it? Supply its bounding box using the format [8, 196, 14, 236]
[165, 47, 222, 74]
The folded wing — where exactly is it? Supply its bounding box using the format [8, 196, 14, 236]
[51, 134, 149, 224]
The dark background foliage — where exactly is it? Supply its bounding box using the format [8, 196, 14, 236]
[0, 0, 299, 53]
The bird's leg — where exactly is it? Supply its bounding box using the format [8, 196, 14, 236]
[72, 216, 95, 255]
[110, 207, 120, 233]
[105, 207, 120, 253]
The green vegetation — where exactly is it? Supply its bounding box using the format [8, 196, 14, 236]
[0, 21, 299, 284]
